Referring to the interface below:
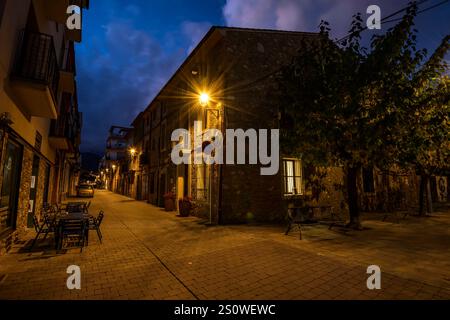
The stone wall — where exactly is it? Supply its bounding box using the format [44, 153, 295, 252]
[220, 30, 318, 223]
[15, 146, 33, 235]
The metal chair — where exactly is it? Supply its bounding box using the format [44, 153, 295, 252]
[85, 201, 91, 213]
[88, 210, 104, 244]
[30, 213, 57, 250]
[58, 219, 88, 252]
[285, 206, 311, 240]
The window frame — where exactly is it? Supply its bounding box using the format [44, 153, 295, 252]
[283, 158, 303, 196]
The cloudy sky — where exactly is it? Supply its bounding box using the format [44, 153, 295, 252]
[76, 0, 450, 153]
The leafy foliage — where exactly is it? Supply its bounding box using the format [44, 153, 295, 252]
[278, 2, 449, 224]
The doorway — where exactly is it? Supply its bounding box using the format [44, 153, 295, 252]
[158, 173, 166, 207]
[0, 140, 23, 234]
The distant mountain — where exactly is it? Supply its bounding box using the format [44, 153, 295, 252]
[81, 152, 102, 172]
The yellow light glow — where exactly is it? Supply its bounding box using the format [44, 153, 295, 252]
[199, 92, 210, 106]
[130, 148, 137, 156]
[112, 165, 116, 170]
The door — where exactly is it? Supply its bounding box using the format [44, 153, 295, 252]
[136, 175, 142, 200]
[27, 155, 40, 227]
[42, 164, 50, 205]
[0, 140, 23, 234]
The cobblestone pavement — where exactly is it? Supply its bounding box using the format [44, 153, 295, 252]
[0, 190, 449, 300]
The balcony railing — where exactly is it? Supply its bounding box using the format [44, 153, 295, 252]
[12, 30, 59, 104]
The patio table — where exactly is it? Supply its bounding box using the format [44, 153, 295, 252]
[55, 212, 91, 250]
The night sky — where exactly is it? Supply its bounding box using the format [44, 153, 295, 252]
[76, 0, 450, 153]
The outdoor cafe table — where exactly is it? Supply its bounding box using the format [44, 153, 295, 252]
[55, 212, 91, 250]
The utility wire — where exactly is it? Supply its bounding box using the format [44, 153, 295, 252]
[238, 0, 449, 90]
[336, 0, 432, 43]
[383, 0, 450, 25]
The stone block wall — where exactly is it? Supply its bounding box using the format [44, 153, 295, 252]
[15, 146, 33, 234]
[219, 30, 318, 223]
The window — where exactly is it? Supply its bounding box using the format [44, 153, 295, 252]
[35, 131, 42, 151]
[283, 159, 303, 196]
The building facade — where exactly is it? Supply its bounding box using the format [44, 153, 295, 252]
[99, 126, 134, 195]
[0, 0, 88, 253]
[114, 27, 447, 224]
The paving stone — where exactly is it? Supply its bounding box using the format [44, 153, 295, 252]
[0, 190, 449, 300]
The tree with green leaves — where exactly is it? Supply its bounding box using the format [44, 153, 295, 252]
[278, 3, 449, 229]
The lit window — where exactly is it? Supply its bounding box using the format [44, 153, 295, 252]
[283, 159, 303, 196]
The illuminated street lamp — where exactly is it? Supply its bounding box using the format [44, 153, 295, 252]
[199, 92, 210, 107]
[129, 148, 137, 157]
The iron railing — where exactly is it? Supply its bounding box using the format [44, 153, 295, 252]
[12, 29, 60, 104]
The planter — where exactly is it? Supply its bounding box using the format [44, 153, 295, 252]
[164, 198, 175, 212]
[163, 192, 175, 212]
[178, 199, 192, 217]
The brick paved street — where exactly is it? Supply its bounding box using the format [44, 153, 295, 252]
[0, 190, 449, 300]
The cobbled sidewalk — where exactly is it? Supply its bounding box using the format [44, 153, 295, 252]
[0, 190, 448, 300]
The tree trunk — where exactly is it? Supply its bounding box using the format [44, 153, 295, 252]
[419, 174, 432, 216]
[346, 165, 363, 230]
[426, 177, 433, 214]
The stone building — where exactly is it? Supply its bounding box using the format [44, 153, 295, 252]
[129, 27, 323, 223]
[0, 0, 88, 253]
[99, 126, 134, 196]
[125, 26, 434, 224]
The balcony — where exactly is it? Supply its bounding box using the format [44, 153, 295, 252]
[49, 108, 80, 151]
[49, 119, 71, 150]
[10, 30, 59, 119]
[59, 44, 76, 93]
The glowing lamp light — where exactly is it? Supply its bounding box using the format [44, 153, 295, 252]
[199, 92, 210, 106]
[130, 148, 137, 156]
